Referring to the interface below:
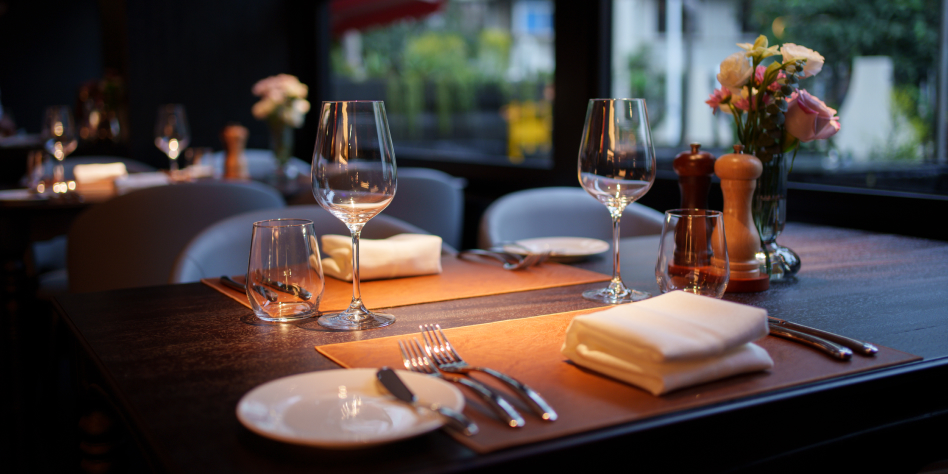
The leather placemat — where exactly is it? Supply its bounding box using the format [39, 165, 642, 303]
[316, 309, 920, 453]
[202, 257, 610, 312]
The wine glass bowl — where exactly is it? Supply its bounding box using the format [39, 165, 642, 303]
[41, 106, 78, 193]
[578, 98, 657, 303]
[311, 100, 397, 331]
[154, 104, 191, 173]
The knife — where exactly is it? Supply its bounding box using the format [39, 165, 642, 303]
[220, 275, 278, 303]
[376, 367, 478, 436]
[769, 316, 878, 356]
[769, 325, 853, 360]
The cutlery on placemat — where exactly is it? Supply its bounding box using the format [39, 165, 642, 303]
[457, 249, 544, 271]
[399, 338, 525, 428]
[220, 275, 278, 302]
[376, 367, 478, 436]
[769, 317, 878, 356]
[421, 323, 557, 421]
[253, 270, 312, 301]
[769, 325, 853, 360]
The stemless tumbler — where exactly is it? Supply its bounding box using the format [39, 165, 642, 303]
[655, 209, 729, 298]
[247, 219, 325, 322]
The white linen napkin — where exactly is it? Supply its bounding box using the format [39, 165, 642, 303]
[561, 291, 773, 395]
[321, 234, 442, 281]
[73, 163, 128, 183]
[114, 172, 170, 194]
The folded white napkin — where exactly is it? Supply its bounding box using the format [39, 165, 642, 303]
[321, 234, 442, 281]
[561, 291, 773, 395]
[73, 163, 128, 183]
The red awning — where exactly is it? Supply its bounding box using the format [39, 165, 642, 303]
[331, 0, 445, 37]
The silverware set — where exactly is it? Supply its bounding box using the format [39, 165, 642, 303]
[457, 245, 550, 271]
[768, 316, 878, 360]
[390, 324, 557, 433]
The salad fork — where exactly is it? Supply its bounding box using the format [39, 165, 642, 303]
[398, 339, 525, 428]
[421, 324, 557, 421]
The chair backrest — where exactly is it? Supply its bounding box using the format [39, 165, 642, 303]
[288, 167, 467, 250]
[170, 204, 438, 283]
[478, 186, 665, 248]
[206, 149, 310, 179]
[67, 181, 286, 293]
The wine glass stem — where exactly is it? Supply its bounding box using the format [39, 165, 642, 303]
[348, 223, 366, 316]
[53, 162, 64, 184]
[609, 206, 624, 286]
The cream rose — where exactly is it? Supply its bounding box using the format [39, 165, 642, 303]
[780, 44, 824, 78]
[717, 52, 753, 95]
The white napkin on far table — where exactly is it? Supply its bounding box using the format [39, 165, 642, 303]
[321, 234, 442, 281]
[561, 291, 773, 395]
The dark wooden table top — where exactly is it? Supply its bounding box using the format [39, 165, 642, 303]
[54, 223, 948, 473]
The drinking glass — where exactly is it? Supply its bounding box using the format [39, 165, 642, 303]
[154, 104, 190, 174]
[311, 101, 397, 330]
[41, 106, 78, 191]
[247, 219, 325, 322]
[655, 209, 729, 298]
[578, 98, 657, 303]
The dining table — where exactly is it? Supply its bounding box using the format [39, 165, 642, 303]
[50, 222, 948, 473]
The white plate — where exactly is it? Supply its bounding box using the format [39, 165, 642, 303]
[236, 368, 463, 449]
[504, 237, 610, 259]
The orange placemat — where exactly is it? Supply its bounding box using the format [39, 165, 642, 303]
[202, 257, 610, 312]
[316, 309, 920, 453]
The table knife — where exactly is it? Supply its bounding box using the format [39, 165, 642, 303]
[220, 275, 278, 302]
[769, 317, 878, 356]
[377, 367, 478, 436]
[769, 325, 853, 360]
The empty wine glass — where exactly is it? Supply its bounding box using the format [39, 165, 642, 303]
[154, 104, 190, 174]
[41, 105, 78, 192]
[578, 98, 657, 303]
[311, 101, 397, 330]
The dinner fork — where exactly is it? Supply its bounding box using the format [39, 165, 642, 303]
[398, 339, 525, 428]
[421, 324, 557, 421]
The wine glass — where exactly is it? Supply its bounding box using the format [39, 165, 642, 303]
[41, 106, 78, 191]
[578, 98, 657, 303]
[311, 101, 397, 330]
[154, 104, 190, 174]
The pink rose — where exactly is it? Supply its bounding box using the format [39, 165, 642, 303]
[784, 90, 840, 141]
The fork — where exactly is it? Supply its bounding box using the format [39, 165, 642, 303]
[421, 324, 557, 421]
[398, 339, 525, 428]
[457, 249, 543, 270]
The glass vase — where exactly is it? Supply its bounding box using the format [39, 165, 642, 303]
[269, 124, 299, 183]
[753, 154, 801, 281]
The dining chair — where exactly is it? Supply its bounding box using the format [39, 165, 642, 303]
[66, 181, 286, 293]
[170, 204, 448, 284]
[206, 149, 310, 180]
[478, 186, 665, 248]
[289, 167, 467, 250]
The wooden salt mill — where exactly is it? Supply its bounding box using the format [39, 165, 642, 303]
[221, 124, 249, 180]
[671, 143, 716, 268]
[714, 144, 769, 292]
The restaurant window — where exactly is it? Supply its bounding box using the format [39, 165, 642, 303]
[612, 0, 947, 196]
[328, 0, 555, 169]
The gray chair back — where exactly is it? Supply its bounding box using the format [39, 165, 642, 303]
[479, 186, 665, 248]
[170, 205, 439, 283]
[289, 167, 467, 250]
[67, 181, 285, 293]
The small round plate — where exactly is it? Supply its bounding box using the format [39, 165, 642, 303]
[504, 237, 610, 262]
[236, 368, 464, 449]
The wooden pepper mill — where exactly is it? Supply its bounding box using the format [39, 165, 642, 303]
[673, 143, 716, 209]
[672, 143, 717, 267]
[221, 124, 249, 180]
[714, 144, 769, 292]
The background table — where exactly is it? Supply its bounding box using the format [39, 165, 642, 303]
[44, 223, 948, 473]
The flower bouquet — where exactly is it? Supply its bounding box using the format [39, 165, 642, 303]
[706, 35, 841, 280]
[251, 74, 311, 177]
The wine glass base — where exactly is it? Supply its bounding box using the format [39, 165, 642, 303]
[582, 287, 650, 304]
[317, 310, 395, 331]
